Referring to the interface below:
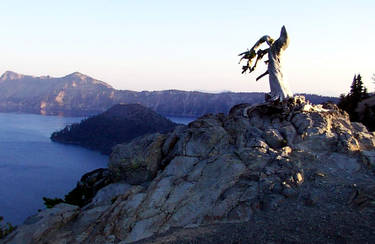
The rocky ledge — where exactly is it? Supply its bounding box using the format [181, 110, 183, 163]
[3, 96, 375, 243]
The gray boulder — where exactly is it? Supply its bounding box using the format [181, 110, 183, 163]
[109, 133, 167, 184]
[2, 204, 79, 244]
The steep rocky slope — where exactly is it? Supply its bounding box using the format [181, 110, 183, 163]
[0, 71, 338, 117]
[51, 104, 177, 154]
[0, 71, 114, 116]
[3, 96, 375, 244]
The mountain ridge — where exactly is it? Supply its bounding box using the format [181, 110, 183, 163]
[0, 71, 339, 117]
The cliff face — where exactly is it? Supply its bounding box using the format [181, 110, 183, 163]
[3, 96, 375, 244]
[0, 71, 114, 116]
[0, 71, 338, 117]
[51, 104, 177, 154]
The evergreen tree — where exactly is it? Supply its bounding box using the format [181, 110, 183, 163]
[362, 104, 375, 131]
[338, 74, 369, 122]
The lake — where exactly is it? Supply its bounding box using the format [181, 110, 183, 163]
[0, 113, 194, 225]
[167, 116, 196, 125]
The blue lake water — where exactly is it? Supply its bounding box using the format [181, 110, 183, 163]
[0, 113, 195, 225]
[167, 116, 196, 125]
[0, 113, 108, 225]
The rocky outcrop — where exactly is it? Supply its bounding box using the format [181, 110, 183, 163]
[8, 204, 79, 244]
[109, 133, 168, 184]
[0, 71, 338, 117]
[3, 96, 375, 244]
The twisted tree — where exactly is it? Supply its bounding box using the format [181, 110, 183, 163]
[239, 26, 293, 101]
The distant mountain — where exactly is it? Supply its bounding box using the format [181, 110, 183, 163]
[0, 71, 339, 117]
[0, 71, 114, 116]
[51, 104, 177, 154]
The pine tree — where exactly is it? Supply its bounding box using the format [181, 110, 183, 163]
[338, 74, 369, 122]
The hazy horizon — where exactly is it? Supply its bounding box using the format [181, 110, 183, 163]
[0, 1, 374, 96]
[0, 70, 344, 97]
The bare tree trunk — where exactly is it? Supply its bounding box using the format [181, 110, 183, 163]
[267, 26, 293, 101]
[239, 26, 293, 101]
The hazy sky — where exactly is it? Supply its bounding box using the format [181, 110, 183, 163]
[0, 0, 374, 96]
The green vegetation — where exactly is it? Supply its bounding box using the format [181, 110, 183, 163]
[63, 185, 89, 207]
[338, 74, 369, 121]
[338, 74, 374, 131]
[42, 197, 64, 208]
[43, 186, 91, 208]
[43, 169, 113, 209]
[0, 216, 16, 239]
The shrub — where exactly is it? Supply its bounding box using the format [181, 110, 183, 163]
[0, 216, 16, 239]
[42, 197, 64, 208]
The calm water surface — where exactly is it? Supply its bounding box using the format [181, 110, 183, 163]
[0, 113, 108, 225]
[0, 113, 194, 225]
[167, 116, 195, 125]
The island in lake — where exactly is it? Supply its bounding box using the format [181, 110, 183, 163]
[51, 104, 177, 154]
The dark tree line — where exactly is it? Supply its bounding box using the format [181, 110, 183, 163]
[338, 74, 374, 131]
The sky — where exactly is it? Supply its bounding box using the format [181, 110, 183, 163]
[0, 0, 374, 96]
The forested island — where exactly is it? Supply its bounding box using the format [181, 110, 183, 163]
[50, 104, 177, 154]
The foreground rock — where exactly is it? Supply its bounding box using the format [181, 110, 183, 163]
[3, 96, 375, 244]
